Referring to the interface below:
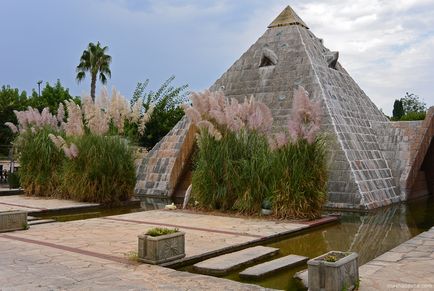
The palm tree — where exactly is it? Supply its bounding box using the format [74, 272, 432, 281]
[76, 42, 112, 101]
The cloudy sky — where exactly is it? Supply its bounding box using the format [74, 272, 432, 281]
[1, 0, 433, 114]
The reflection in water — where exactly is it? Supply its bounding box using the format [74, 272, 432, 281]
[226, 196, 434, 290]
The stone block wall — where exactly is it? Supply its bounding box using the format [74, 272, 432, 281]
[135, 117, 196, 206]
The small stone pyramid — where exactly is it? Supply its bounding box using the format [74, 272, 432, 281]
[135, 6, 434, 210]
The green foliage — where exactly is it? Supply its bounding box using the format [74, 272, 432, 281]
[391, 93, 427, 121]
[192, 129, 271, 214]
[0, 86, 28, 156]
[76, 41, 112, 100]
[272, 138, 327, 219]
[131, 76, 188, 149]
[15, 127, 65, 197]
[392, 99, 404, 120]
[61, 134, 135, 205]
[324, 254, 338, 262]
[145, 227, 179, 237]
[0, 81, 78, 157]
[399, 111, 426, 121]
[192, 130, 327, 218]
[28, 80, 79, 113]
[7, 171, 20, 188]
[401, 92, 426, 113]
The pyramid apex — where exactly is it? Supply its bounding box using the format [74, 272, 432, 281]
[268, 6, 309, 29]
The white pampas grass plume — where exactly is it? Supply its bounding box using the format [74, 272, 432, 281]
[287, 86, 322, 144]
[5, 122, 18, 133]
[69, 143, 79, 158]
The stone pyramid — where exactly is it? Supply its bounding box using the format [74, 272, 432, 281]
[135, 6, 434, 210]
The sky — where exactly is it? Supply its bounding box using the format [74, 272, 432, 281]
[0, 0, 433, 115]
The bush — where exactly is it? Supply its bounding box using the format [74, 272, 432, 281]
[61, 134, 135, 204]
[399, 111, 426, 121]
[7, 171, 20, 189]
[15, 127, 65, 196]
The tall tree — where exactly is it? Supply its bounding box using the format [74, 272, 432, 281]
[401, 92, 426, 114]
[76, 42, 112, 101]
[392, 99, 404, 120]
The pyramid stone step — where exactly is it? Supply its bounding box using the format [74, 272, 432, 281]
[193, 246, 279, 276]
[239, 254, 308, 279]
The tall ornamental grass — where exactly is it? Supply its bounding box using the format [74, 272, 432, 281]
[15, 127, 65, 197]
[184, 87, 327, 219]
[61, 134, 135, 204]
[192, 129, 271, 213]
[6, 106, 65, 197]
[6, 88, 153, 204]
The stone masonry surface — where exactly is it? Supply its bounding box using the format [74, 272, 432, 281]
[134, 6, 434, 210]
[359, 226, 434, 290]
[0, 209, 315, 290]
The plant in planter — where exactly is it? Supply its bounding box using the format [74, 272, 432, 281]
[308, 251, 359, 291]
[138, 227, 185, 265]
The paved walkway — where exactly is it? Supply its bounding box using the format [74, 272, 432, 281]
[360, 226, 434, 291]
[0, 208, 336, 290]
[0, 195, 98, 213]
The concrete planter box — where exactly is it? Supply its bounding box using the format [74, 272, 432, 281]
[308, 251, 359, 291]
[0, 211, 27, 232]
[138, 231, 185, 264]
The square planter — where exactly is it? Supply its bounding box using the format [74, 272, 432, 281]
[308, 251, 359, 291]
[138, 231, 185, 264]
[0, 211, 28, 233]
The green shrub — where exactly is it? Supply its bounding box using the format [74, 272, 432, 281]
[399, 111, 426, 121]
[15, 127, 65, 197]
[271, 138, 327, 219]
[7, 171, 20, 189]
[61, 134, 136, 205]
[146, 227, 178, 237]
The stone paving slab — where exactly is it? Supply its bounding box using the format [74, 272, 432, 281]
[0, 210, 312, 263]
[240, 254, 308, 279]
[0, 236, 274, 291]
[0, 209, 334, 290]
[193, 246, 279, 276]
[0, 195, 99, 213]
[358, 226, 434, 290]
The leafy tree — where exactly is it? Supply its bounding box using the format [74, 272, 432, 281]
[76, 42, 112, 101]
[28, 79, 78, 113]
[391, 92, 427, 121]
[130, 76, 189, 149]
[392, 99, 404, 120]
[401, 92, 426, 114]
[0, 86, 28, 157]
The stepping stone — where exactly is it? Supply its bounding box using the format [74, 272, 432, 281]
[28, 219, 56, 226]
[240, 254, 308, 279]
[27, 216, 38, 221]
[193, 246, 279, 276]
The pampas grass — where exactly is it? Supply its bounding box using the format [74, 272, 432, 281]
[8, 87, 152, 204]
[187, 87, 327, 219]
